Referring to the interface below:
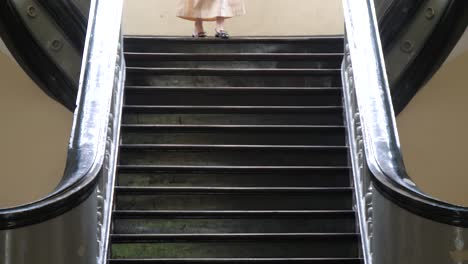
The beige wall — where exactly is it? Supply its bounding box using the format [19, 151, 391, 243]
[397, 51, 468, 206]
[0, 53, 72, 209]
[0, 39, 14, 61]
[123, 0, 344, 36]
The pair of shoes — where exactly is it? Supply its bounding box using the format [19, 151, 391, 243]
[192, 32, 207, 38]
[215, 30, 230, 39]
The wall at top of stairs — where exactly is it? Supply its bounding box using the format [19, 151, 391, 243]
[0, 52, 72, 209]
[123, 0, 344, 36]
[0, 38, 14, 61]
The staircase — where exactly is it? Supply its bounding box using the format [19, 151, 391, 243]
[109, 36, 361, 263]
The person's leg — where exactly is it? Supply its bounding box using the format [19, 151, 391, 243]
[193, 19, 206, 37]
[215, 17, 229, 39]
[215, 17, 225, 32]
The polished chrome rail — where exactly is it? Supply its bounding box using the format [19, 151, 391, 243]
[343, 0, 468, 264]
[0, 0, 125, 263]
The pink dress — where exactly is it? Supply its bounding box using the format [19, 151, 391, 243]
[177, 0, 246, 21]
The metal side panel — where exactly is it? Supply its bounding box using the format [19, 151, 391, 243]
[343, 0, 468, 263]
[373, 189, 468, 264]
[12, 0, 81, 86]
[71, 0, 91, 20]
[0, 191, 98, 264]
[384, 0, 450, 86]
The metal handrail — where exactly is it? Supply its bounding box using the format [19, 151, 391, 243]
[0, 0, 124, 229]
[1, 0, 125, 262]
[343, 0, 468, 263]
[344, 0, 468, 228]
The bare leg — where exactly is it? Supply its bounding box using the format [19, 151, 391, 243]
[215, 17, 229, 39]
[194, 19, 205, 36]
[215, 17, 225, 33]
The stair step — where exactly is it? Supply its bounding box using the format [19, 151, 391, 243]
[124, 87, 342, 106]
[111, 233, 359, 242]
[113, 218, 356, 234]
[111, 233, 358, 259]
[114, 36, 357, 262]
[117, 164, 350, 188]
[114, 187, 353, 211]
[113, 210, 356, 234]
[123, 105, 343, 112]
[124, 53, 343, 69]
[125, 68, 341, 87]
[124, 36, 344, 53]
[120, 125, 345, 145]
[115, 186, 354, 193]
[118, 144, 348, 167]
[109, 258, 362, 264]
[122, 106, 343, 125]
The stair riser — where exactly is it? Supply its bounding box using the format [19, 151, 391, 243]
[115, 192, 352, 211]
[112, 240, 357, 258]
[122, 112, 344, 126]
[112, 36, 358, 262]
[125, 59, 342, 69]
[119, 149, 348, 167]
[108, 259, 361, 264]
[121, 130, 345, 145]
[117, 171, 350, 187]
[124, 90, 342, 106]
[126, 74, 341, 87]
[124, 39, 344, 54]
[114, 217, 356, 234]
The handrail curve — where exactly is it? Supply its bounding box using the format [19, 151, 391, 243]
[344, 0, 468, 229]
[0, 0, 125, 229]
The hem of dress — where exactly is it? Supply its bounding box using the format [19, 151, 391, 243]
[177, 15, 235, 21]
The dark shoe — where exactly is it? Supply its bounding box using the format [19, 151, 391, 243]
[215, 30, 230, 39]
[192, 32, 207, 38]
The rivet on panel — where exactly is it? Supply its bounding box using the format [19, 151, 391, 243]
[425, 7, 436, 19]
[26, 5, 37, 18]
[401, 40, 414, 53]
[49, 39, 63, 51]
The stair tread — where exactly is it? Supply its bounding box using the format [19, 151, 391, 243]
[118, 165, 351, 168]
[109, 258, 361, 262]
[127, 67, 341, 73]
[124, 105, 343, 111]
[120, 144, 347, 149]
[124, 87, 343, 106]
[125, 52, 344, 58]
[122, 105, 344, 117]
[121, 124, 345, 129]
[115, 186, 353, 192]
[125, 86, 342, 90]
[124, 35, 344, 41]
[109, 258, 361, 264]
[118, 165, 351, 170]
[125, 52, 344, 55]
[113, 37, 356, 261]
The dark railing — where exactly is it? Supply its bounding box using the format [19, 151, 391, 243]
[0, 0, 89, 110]
[0, 0, 125, 263]
[375, 0, 468, 114]
[36, 0, 89, 51]
[343, 0, 468, 264]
